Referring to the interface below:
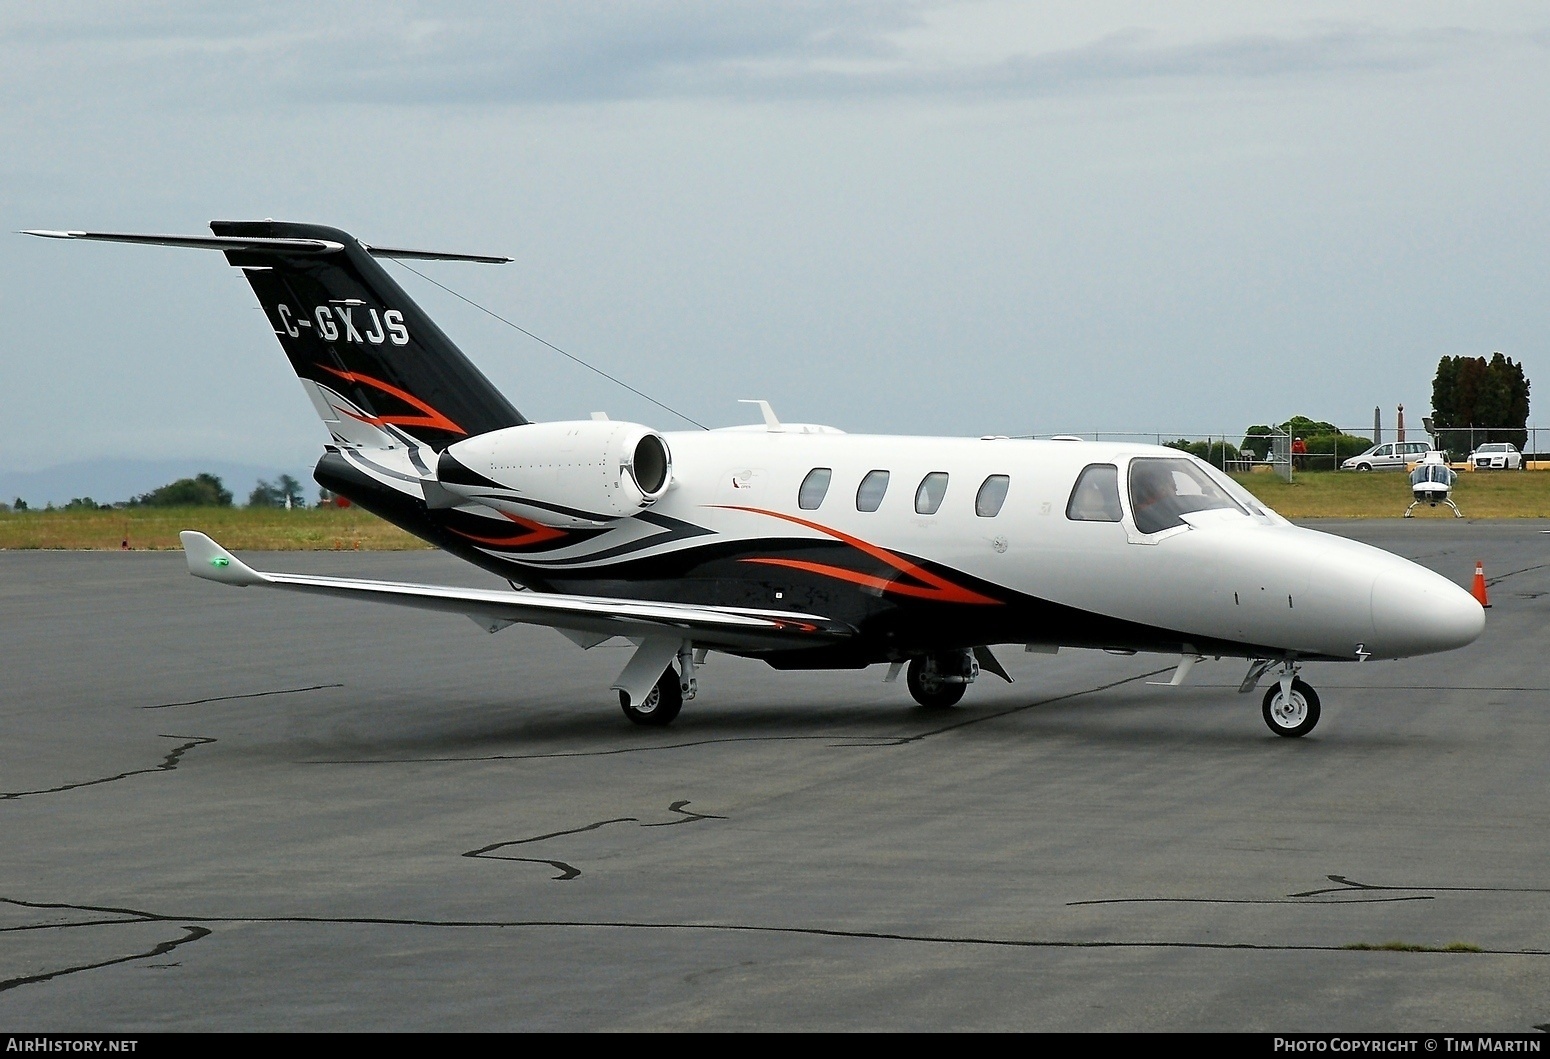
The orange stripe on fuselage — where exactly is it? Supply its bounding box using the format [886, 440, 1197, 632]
[713, 505, 1000, 606]
[448, 512, 567, 549]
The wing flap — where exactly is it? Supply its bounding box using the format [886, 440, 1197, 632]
[179, 532, 852, 650]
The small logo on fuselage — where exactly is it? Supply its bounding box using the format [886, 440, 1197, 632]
[276, 303, 409, 346]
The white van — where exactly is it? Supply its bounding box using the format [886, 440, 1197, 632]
[1341, 441, 1431, 471]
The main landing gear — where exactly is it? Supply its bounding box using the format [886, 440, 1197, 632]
[906, 651, 978, 709]
[619, 664, 683, 727]
[1260, 672, 1321, 738]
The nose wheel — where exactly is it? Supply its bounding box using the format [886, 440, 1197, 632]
[1261, 677, 1320, 738]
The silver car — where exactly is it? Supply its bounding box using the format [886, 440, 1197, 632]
[1341, 441, 1432, 471]
[1467, 443, 1523, 470]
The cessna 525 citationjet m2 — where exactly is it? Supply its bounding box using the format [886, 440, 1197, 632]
[25, 222, 1485, 737]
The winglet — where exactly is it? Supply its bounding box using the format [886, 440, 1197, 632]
[179, 531, 268, 587]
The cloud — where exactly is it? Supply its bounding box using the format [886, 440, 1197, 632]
[0, 2, 1496, 110]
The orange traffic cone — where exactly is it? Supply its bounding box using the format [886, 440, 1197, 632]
[1471, 561, 1491, 608]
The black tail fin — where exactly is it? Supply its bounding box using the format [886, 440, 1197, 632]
[212, 220, 526, 450]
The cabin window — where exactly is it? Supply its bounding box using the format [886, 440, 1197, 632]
[975, 475, 1010, 517]
[856, 470, 890, 512]
[1127, 457, 1247, 534]
[1065, 465, 1123, 522]
[914, 472, 949, 515]
[798, 467, 832, 510]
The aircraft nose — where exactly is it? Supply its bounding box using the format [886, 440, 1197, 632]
[1369, 569, 1485, 658]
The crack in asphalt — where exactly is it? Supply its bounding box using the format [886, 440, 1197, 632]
[1484, 562, 1550, 588]
[1196, 684, 1550, 693]
[463, 800, 727, 880]
[1069, 873, 1550, 908]
[138, 683, 343, 710]
[0, 925, 210, 994]
[0, 736, 215, 801]
[1289, 874, 1550, 899]
[2, 895, 1543, 990]
[308, 668, 1177, 765]
[1070, 896, 1435, 907]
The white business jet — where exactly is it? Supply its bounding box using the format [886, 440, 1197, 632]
[24, 223, 1485, 737]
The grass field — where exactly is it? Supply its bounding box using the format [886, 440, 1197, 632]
[0, 505, 430, 551]
[3, 468, 1549, 550]
[1230, 468, 1550, 519]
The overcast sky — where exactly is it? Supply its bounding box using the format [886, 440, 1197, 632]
[3, 1, 1547, 476]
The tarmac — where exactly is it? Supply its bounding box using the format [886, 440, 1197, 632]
[1, 519, 1548, 1031]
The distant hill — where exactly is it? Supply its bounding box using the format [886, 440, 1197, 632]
[0, 459, 318, 509]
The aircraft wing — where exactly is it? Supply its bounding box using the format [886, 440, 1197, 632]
[179, 532, 854, 651]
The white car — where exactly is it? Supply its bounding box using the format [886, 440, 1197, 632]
[1467, 443, 1523, 470]
[1341, 441, 1432, 471]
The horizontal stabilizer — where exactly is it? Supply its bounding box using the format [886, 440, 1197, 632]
[360, 243, 512, 264]
[178, 533, 855, 651]
[22, 229, 511, 263]
[22, 229, 344, 255]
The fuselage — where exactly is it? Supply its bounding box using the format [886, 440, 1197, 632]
[323, 427, 1486, 669]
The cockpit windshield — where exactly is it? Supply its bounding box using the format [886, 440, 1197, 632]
[1128, 457, 1249, 534]
[1410, 463, 1455, 487]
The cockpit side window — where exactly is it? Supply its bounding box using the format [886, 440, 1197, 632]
[1065, 464, 1123, 522]
[798, 467, 832, 510]
[1128, 457, 1247, 534]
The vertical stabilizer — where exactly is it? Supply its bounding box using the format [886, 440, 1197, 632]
[211, 220, 526, 450]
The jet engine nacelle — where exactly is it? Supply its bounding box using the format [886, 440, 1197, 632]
[437, 420, 672, 526]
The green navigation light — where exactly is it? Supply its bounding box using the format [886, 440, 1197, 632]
[210, 556, 231, 568]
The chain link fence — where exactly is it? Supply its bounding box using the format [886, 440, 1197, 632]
[1020, 428, 1549, 476]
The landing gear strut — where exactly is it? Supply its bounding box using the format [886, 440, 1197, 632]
[619, 664, 683, 727]
[1261, 672, 1321, 738]
[906, 651, 977, 709]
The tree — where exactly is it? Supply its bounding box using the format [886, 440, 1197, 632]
[129, 473, 233, 508]
[1241, 417, 1369, 469]
[248, 474, 306, 508]
[1164, 438, 1240, 469]
[62, 497, 101, 511]
[1432, 353, 1530, 449]
[1281, 416, 1339, 439]
[11, 498, 26, 512]
[1241, 426, 1274, 461]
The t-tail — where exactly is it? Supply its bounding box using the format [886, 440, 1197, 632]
[25, 221, 527, 452]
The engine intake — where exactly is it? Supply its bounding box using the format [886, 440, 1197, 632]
[437, 420, 673, 526]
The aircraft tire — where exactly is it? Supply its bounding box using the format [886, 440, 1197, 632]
[620, 665, 683, 727]
[1261, 678, 1320, 738]
[907, 657, 967, 709]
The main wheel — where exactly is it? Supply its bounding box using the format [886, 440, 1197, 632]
[1262, 678, 1320, 738]
[907, 656, 967, 709]
[620, 665, 683, 727]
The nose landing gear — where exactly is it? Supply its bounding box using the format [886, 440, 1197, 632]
[1261, 673, 1321, 738]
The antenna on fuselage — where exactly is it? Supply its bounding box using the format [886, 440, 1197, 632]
[738, 399, 783, 432]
